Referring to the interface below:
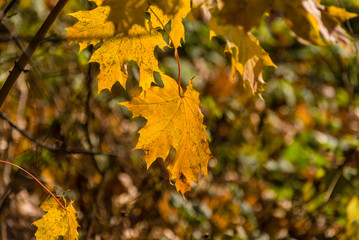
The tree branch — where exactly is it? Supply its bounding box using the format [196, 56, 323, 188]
[0, 112, 118, 158]
[0, 0, 18, 22]
[0, 0, 69, 109]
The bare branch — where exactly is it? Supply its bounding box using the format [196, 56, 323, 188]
[0, 0, 69, 109]
[0, 112, 118, 158]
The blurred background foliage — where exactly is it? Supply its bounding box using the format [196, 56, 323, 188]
[1, 0, 359, 239]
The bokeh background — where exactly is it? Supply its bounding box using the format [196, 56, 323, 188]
[1, 0, 359, 239]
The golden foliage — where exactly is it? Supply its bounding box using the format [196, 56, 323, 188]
[66, 1, 167, 92]
[65, 0, 194, 91]
[33, 198, 79, 240]
[275, 0, 325, 46]
[275, 0, 358, 48]
[218, 0, 272, 31]
[90, 23, 166, 92]
[209, 17, 276, 95]
[85, 0, 183, 35]
[346, 196, 359, 240]
[121, 73, 212, 194]
[215, 0, 357, 49]
[150, 0, 191, 48]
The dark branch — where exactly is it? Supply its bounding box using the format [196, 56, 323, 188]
[0, 0, 69, 109]
[0, 112, 118, 158]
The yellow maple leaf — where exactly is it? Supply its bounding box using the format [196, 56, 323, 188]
[66, 1, 167, 92]
[274, 0, 325, 46]
[274, 0, 357, 49]
[209, 17, 276, 95]
[346, 196, 359, 240]
[89, 23, 167, 92]
[80, 0, 184, 35]
[214, 0, 357, 50]
[33, 198, 79, 240]
[66, 4, 114, 52]
[218, 0, 272, 31]
[320, 5, 358, 50]
[121, 73, 212, 194]
[149, 0, 191, 48]
[100, 0, 148, 34]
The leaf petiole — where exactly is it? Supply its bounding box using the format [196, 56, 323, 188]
[0, 160, 65, 209]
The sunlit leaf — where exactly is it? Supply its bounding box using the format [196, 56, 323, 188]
[209, 17, 276, 95]
[33, 198, 79, 240]
[121, 73, 212, 194]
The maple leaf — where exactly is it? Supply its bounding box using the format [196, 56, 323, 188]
[149, 0, 191, 48]
[274, 0, 357, 48]
[316, 5, 358, 50]
[33, 197, 79, 240]
[209, 17, 276, 95]
[66, 2, 114, 53]
[214, 0, 357, 50]
[121, 73, 212, 194]
[89, 23, 167, 92]
[218, 0, 272, 32]
[274, 0, 325, 46]
[346, 197, 359, 240]
[89, 0, 185, 35]
[66, 1, 167, 92]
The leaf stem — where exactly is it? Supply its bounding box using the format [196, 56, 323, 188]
[0, 0, 69, 109]
[174, 48, 182, 97]
[0, 160, 65, 209]
[148, 6, 183, 97]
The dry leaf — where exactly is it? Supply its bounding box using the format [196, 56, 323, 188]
[33, 198, 79, 240]
[215, 0, 357, 50]
[274, 0, 357, 49]
[150, 0, 191, 48]
[218, 0, 272, 31]
[209, 17, 276, 95]
[87, 0, 184, 35]
[121, 73, 212, 194]
[66, 1, 167, 92]
[89, 23, 166, 92]
[346, 196, 359, 240]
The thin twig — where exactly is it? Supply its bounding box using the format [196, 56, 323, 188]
[336, 0, 359, 55]
[0, 0, 18, 22]
[0, 19, 42, 76]
[0, 112, 118, 157]
[0, 0, 69, 109]
[0, 159, 65, 209]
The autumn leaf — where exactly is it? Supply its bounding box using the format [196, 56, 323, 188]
[214, 0, 357, 50]
[209, 17, 276, 95]
[89, 23, 167, 92]
[66, 0, 194, 92]
[33, 197, 79, 240]
[66, 1, 114, 53]
[272, 0, 325, 46]
[275, 0, 358, 48]
[320, 5, 358, 50]
[346, 196, 359, 240]
[272, 0, 358, 49]
[100, 0, 148, 34]
[218, 0, 272, 32]
[121, 73, 212, 194]
[92, 0, 186, 35]
[149, 0, 191, 48]
[66, 1, 167, 92]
